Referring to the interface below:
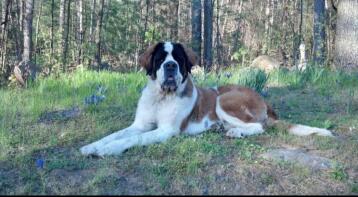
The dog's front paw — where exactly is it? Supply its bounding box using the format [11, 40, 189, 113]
[96, 141, 128, 157]
[95, 146, 121, 157]
[80, 143, 99, 156]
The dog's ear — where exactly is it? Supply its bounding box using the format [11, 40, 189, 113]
[181, 44, 198, 67]
[178, 44, 198, 75]
[139, 43, 158, 76]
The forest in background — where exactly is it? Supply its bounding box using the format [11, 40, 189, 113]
[0, 0, 357, 87]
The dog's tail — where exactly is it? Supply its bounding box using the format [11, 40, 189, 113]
[266, 103, 333, 137]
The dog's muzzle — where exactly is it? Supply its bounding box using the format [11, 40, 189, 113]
[161, 61, 178, 93]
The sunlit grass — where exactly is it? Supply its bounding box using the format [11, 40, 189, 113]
[0, 67, 357, 194]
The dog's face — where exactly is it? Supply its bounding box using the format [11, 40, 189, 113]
[139, 42, 198, 94]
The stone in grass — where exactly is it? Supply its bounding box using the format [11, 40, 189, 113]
[260, 148, 334, 171]
[84, 84, 107, 106]
[84, 94, 106, 106]
[39, 106, 81, 124]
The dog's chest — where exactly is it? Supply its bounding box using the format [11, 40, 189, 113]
[138, 86, 197, 126]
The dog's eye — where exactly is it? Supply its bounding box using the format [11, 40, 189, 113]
[158, 58, 165, 63]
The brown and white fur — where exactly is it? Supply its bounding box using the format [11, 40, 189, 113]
[80, 41, 333, 157]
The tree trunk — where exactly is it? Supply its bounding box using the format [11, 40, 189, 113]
[34, 0, 43, 64]
[170, 0, 179, 41]
[62, 0, 71, 71]
[95, 0, 105, 66]
[59, 0, 65, 69]
[263, 0, 271, 54]
[313, 0, 326, 66]
[1, 0, 10, 75]
[59, 0, 65, 39]
[15, 0, 36, 86]
[279, 0, 288, 67]
[1, 0, 10, 38]
[14, 0, 22, 61]
[232, 0, 243, 53]
[76, 0, 83, 64]
[191, 0, 202, 66]
[141, 0, 149, 50]
[215, 0, 223, 67]
[203, 0, 213, 71]
[297, 0, 306, 70]
[50, 0, 54, 64]
[90, 0, 96, 42]
[19, 0, 23, 32]
[22, 0, 34, 62]
[334, 0, 358, 70]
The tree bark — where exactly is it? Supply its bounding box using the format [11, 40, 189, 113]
[76, 0, 83, 64]
[313, 0, 326, 66]
[59, 0, 66, 69]
[95, 0, 105, 66]
[22, 0, 34, 62]
[170, 0, 179, 41]
[59, 0, 65, 40]
[13, 0, 22, 61]
[19, 0, 23, 32]
[297, 0, 306, 70]
[263, 0, 271, 54]
[90, 0, 96, 42]
[334, 0, 358, 70]
[279, 0, 288, 67]
[215, 0, 223, 67]
[191, 0, 202, 66]
[34, 0, 42, 64]
[62, 0, 71, 70]
[232, 0, 243, 53]
[50, 0, 54, 64]
[204, 0, 213, 71]
[1, 0, 10, 74]
[141, 0, 149, 50]
[1, 0, 10, 38]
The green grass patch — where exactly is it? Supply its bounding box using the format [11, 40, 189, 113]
[0, 67, 358, 194]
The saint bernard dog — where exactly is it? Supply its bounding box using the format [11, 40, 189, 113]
[80, 41, 333, 157]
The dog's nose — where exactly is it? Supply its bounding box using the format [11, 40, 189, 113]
[164, 61, 177, 71]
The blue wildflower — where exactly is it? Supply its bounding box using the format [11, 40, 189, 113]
[35, 158, 45, 169]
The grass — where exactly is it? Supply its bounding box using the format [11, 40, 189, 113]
[0, 66, 358, 194]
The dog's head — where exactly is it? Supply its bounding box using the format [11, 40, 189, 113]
[139, 42, 198, 94]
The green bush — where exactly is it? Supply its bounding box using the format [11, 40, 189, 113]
[236, 68, 268, 93]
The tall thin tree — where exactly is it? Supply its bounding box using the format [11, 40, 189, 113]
[76, 0, 83, 64]
[203, 0, 213, 71]
[90, 0, 96, 42]
[14, 0, 36, 86]
[62, 0, 71, 71]
[34, 0, 43, 64]
[95, 0, 105, 67]
[215, 0, 223, 67]
[58, 0, 66, 69]
[191, 0, 202, 66]
[1, 0, 10, 70]
[22, 0, 34, 62]
[50, 0, 54, 64]
[313, 0, 326, 66]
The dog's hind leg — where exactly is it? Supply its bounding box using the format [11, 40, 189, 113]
[215, 92, 266, 138]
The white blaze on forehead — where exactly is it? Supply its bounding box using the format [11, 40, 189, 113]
[163, 42, 177, 64]
[164, 42, 174, 54]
